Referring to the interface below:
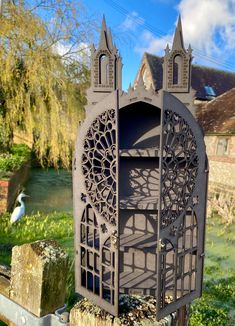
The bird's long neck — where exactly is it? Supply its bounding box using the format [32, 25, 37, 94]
[18, 197, 25, 208]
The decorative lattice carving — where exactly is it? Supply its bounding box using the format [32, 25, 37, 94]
[161, 110, 198, 228]
[160, 209, 198, 309]
[82, 109, 117, 225]
[80, 205, 101, 295]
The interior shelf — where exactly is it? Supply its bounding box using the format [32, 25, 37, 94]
[103, 271, 157, 289]
[120, 195, 159, 210]
[119, 233, 157, 249]
[119, 148, 159, 157]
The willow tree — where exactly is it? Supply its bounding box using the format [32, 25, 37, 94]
[0, 1, 93, 167]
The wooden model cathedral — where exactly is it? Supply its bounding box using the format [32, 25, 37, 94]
[73, 16, 208, 320]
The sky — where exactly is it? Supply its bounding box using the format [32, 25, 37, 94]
[82, 0, 235, 90]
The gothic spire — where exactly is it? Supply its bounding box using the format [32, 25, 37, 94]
[172, 15, 185, 51]
[87, 16, 122, 103]
[98, 15, 115, 52]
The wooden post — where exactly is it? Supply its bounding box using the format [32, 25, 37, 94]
[173, 305, 190, 326]
[9, 239, 68, 317]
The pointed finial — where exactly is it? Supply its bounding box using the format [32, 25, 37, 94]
[172, 15, 185, 50]
[165, 44, 170, 54]
[187, 43, 192, 54]
[98, 15, 115, 52]
[128, 83, 133, 93]
[91, 43, 95, 54]
[102, 15, 107, 32]
[98, 15, 108, 49]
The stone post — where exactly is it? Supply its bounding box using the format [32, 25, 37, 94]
[9, 239, 68, 317]
[70, 298, 174, 326]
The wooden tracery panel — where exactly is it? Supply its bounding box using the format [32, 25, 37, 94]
[156, 92, 208, 320]
[74, 93, 119, 316]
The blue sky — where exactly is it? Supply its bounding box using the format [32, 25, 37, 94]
[82, 0, 235, 90]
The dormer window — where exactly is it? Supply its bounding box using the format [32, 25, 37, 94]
[204, 86, 216, 99]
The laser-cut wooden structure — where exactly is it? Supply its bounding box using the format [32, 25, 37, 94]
[73, 16, 208, 320]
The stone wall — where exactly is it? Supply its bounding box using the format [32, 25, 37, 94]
[0, 161, 30, 214]
[205, 135, 235, 196]
[208, 160, 235, 195]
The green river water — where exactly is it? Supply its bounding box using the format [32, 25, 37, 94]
[25, 168, 73, 214]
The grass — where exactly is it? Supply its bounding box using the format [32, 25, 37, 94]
[0, 212, 74, 265]
[189, 214, 235, 325]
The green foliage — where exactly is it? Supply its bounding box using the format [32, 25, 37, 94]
[10, 143, 31, 157]
[0, 143, 30, 174]
[0, 1, 92, 168]
[190, 215, 235, 325]
[65, 258, 82, 310]
[190, 276, 235, 326]
[0, 115, 11, 152]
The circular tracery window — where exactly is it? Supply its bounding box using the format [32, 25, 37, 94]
[82, 109, 117, 225]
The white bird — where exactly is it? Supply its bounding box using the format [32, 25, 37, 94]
[10, 192, 29, 224]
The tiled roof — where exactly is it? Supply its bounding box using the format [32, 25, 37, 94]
[145, 53, 235, 100]
[196, 87, 235, 134]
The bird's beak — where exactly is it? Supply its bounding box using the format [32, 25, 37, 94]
[23, 195, 30, 198]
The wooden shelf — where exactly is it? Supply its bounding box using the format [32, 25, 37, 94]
[103, 271, 157, 289]
[120, 195, 158, 210]
[119, 233, 157, 249]
[119, 148, 159, 157]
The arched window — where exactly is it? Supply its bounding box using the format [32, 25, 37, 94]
[173, 55, 182, 85]
[99, 54, 109, 85]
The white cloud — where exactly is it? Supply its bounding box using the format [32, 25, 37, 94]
[135, 0, 235, 69]
[120, 11, 145, 32]
[135, 30, 172, 56]
[178, 0, 235, 55]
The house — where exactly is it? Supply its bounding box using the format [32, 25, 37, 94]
[135, 17, 235, 196]
[197, 88, 235, 196]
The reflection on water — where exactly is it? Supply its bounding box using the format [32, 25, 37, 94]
[25, 168, 72, 213]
